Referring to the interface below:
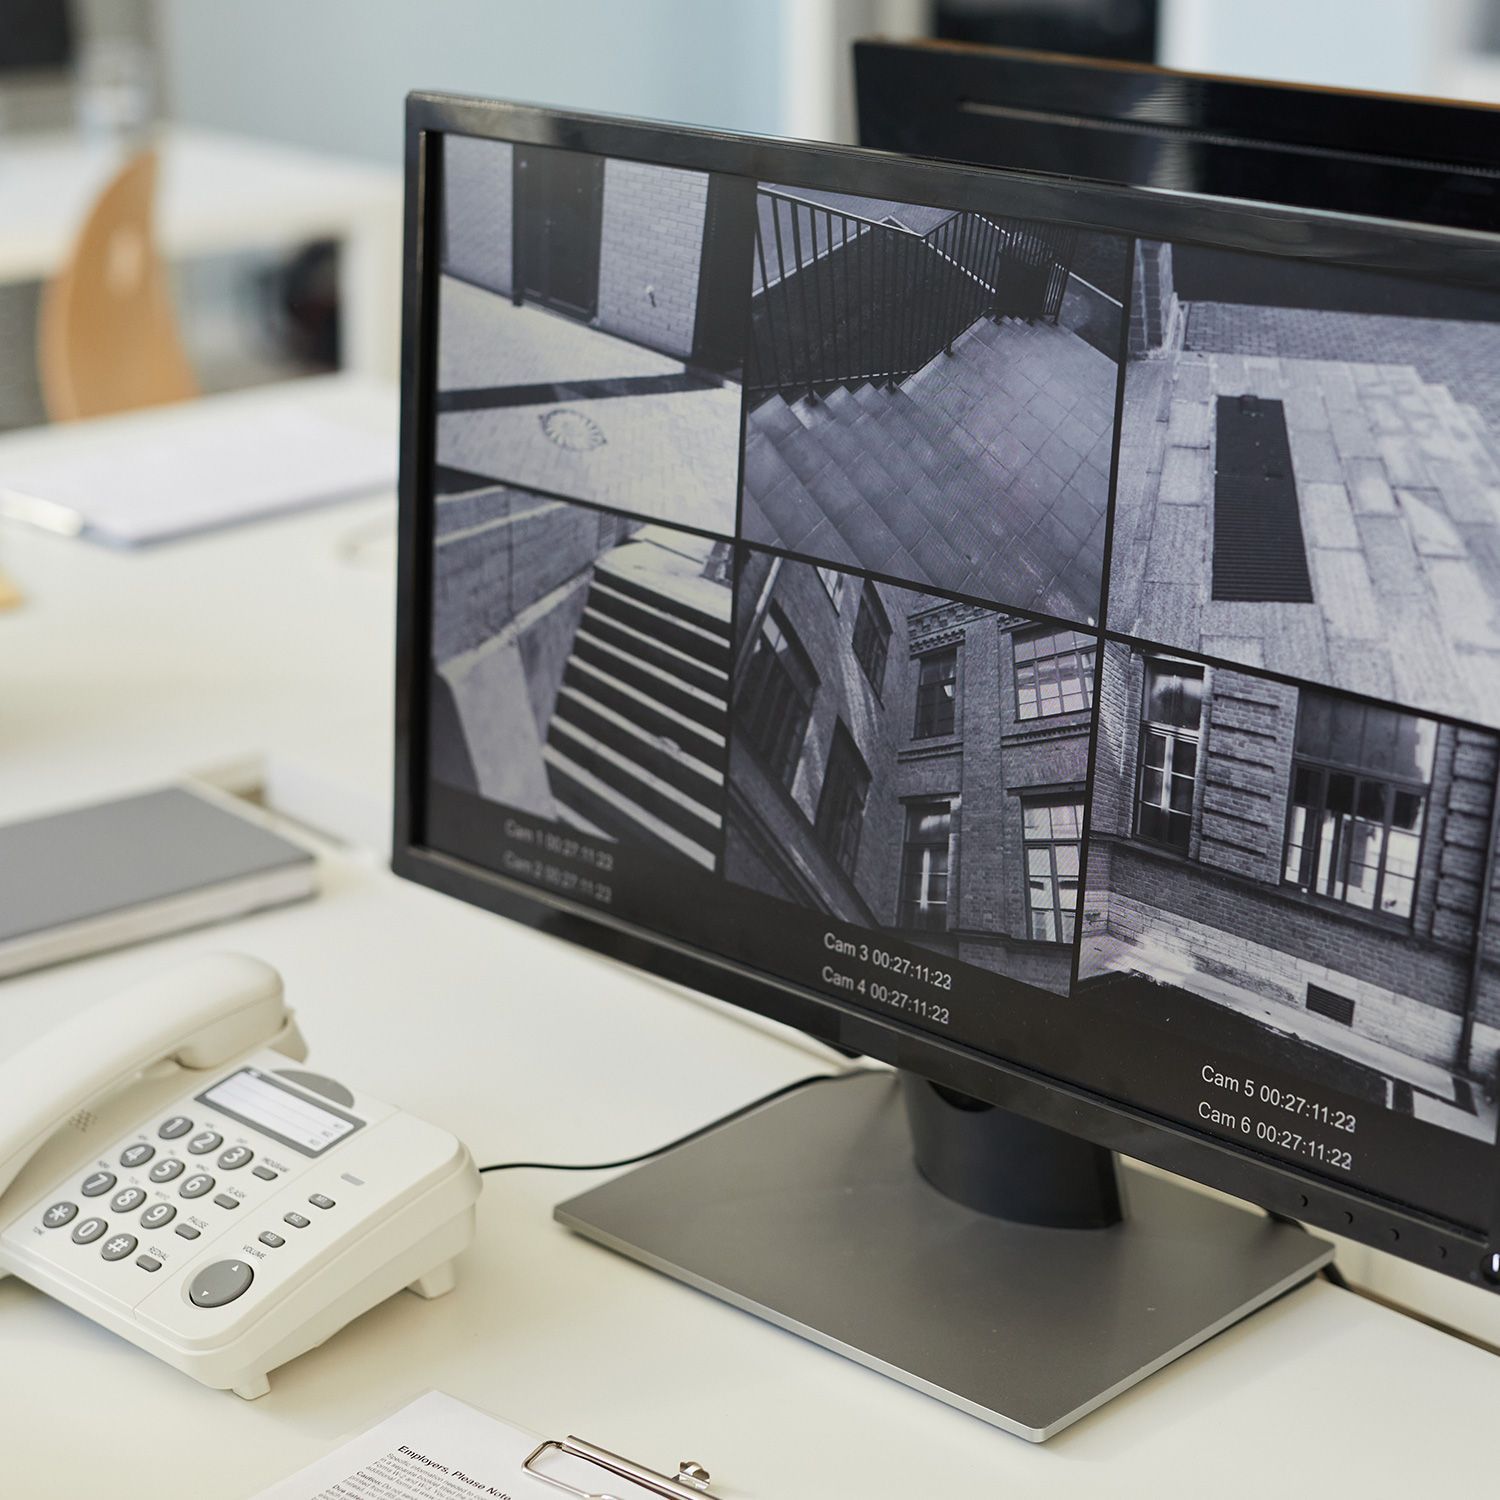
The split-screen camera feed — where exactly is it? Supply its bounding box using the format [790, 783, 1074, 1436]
[424, 131, 1500, 1200]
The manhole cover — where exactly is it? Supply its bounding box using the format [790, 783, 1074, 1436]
[540, 408, 606, 452]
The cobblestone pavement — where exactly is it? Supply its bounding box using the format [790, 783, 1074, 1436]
[437, 277, 741, 535]
[743, 314, 1118, 622]
[1109, 344, 1500, 728]
[1186, 303, 1500, 433]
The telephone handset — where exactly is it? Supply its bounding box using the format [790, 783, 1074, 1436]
[0, 953, 479, 1399]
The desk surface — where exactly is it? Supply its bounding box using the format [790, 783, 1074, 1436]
[2, 388, 1498, 1496]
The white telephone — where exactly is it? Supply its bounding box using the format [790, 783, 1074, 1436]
[0, 953, 480, 1399]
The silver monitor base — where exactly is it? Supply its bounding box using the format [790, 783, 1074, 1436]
[555, 1073, 1333, 1442]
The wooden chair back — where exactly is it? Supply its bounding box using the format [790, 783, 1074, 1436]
[38, 148, 199, 421]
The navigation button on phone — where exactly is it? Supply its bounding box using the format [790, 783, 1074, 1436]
[188, 1260, 255, 1308]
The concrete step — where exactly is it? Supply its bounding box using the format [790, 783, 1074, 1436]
[543, 745, 717, 870]
[553, 684, 723, 806]
[572, 628, 727, 738]
[593, 562, 732, 641]
[546, 716, 721, 845]
[581, 597, 730, 695]
[564, 654, 724, 764]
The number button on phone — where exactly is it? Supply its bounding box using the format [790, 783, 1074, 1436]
[71, 1217, 108, 1245]
[110, 1187, 147, 1214]
[158, 1116, 193, 1140]
[179, 1174, 215, 1200]
[149, 1158, 184, 1183]
[119, 1143, 155, 1169]
[80, 1172, 116, 1198]
[140, 1202, 176, 1231]
[187, 1131, 222, 1155]
[100, 1234, 137, 1262]
[41, 1202, 78, 1229]
[217, 1145, 253, 1171]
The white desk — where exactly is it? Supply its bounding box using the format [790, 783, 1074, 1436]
[0, 127, 404, 378]
[1, 395, 1498, 1496]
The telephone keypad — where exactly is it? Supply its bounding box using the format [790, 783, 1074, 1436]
[100, 1234, 137, 1262]
[179, 1175, 215, 1200]
[80, 1172, 116, 1198]
[149, 1159, 184, 1183]
[158, 1116, 193, 1140]
[140, 1203, 176, 1231]
[119, 1143, 155, 1168]
[217, 1146, 253, 1171]
[110, 1187, 147, 1214]
[72, 1217, 108, 1245]
[41, 1202, 78, 1229]
[187, 1131, 222, 1155]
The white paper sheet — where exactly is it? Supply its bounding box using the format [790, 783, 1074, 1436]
[0, 400, 393, 547]
[252, 1390, 680, 1500]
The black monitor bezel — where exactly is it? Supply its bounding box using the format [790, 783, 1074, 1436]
[853, 39, 1500, 233]
[393, 90, 1500, 1290]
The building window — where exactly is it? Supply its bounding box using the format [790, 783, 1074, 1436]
[1135, 659, 1204, 852]
[913, 648, 957, 738]
[1014, 626, 1095, 720]
[852, 583, 891, 697]
[814, 723, 870, 875]
[738, 606, 818, 788]
[900, 801, 953, 931]
[816, 567, 845, 610]
[1023, 798, 1084, 943]
[1283, 695, 1436, 921]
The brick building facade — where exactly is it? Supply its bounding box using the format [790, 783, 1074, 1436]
[725, 555, 1093, 994]
[442, 135, 730, 364]
[1082, 641, 1500, 1133]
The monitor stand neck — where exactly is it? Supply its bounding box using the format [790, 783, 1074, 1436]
[900, 1072, 1122, 1228]
[556, 1069, 1329, 1441]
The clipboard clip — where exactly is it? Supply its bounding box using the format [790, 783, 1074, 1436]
[524, 1435, 715, 1499]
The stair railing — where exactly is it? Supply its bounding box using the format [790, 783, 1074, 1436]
[747, 190, 1079, 407]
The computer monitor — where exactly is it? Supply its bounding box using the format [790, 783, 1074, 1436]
[854, 39, 1500, 232]
[0, 0, 73, 75]
[394, 92, 1500, 1440]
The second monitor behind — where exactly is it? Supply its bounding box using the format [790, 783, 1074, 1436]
[854, 39, 1500, 231]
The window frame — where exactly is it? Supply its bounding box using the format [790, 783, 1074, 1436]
[851, 582, 891, 699]
[1281, 695, 1435, 926]
[912, 646, 959, 740]
[813, 720, 871, 876]
[898, 798, 955, 933]
[737, 605, 818, 790]
[1013, 625, 1096, 722]
[1133, 658, 1205, 854]
[1021, 795, 1084, 945]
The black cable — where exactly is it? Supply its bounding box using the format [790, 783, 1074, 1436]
[478, 1067, 880, 1177]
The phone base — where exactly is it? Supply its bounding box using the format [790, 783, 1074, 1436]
[556, 1072, 1332, 1442]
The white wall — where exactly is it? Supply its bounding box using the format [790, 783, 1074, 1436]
[1160, 0, 1474, 95]
[152, 0, 794, 163]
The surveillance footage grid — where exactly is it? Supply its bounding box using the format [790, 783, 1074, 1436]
[423, 131, 1500, 1184]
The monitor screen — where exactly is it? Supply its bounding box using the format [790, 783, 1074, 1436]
[399, 99, 1500, 1277]
[0, 0, 73, 74]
